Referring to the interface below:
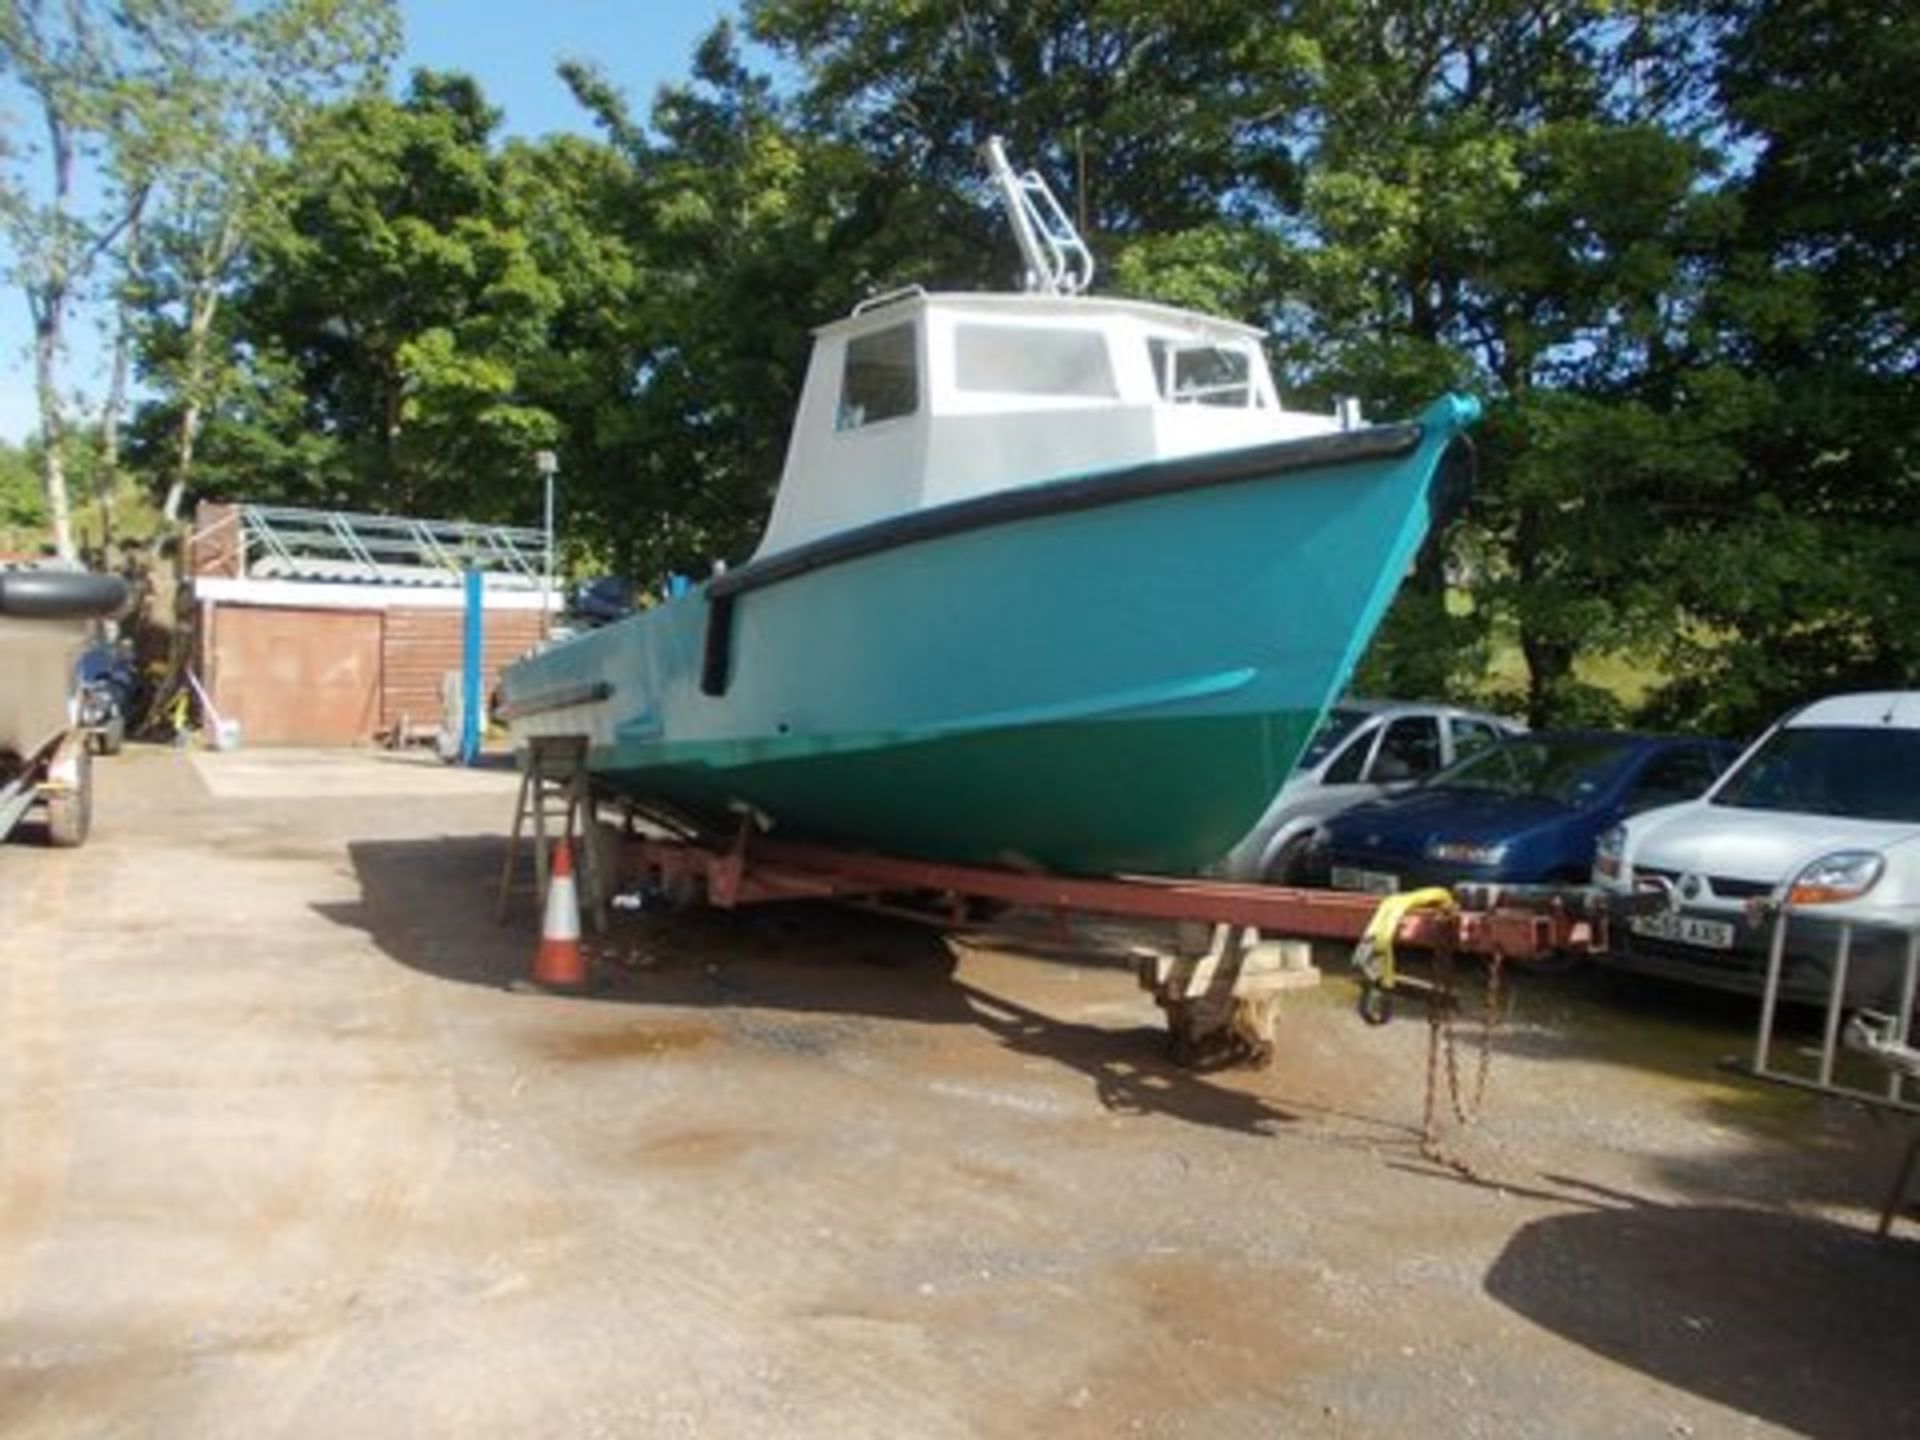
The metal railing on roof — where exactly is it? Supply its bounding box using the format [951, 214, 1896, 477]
[207, 505, 548, 587]
[981, 136, 1095, 297]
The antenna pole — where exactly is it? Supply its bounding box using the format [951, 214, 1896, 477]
[979, 136, 1094, 297]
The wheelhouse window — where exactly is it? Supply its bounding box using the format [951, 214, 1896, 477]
[954, 324, 1118, 398]
[837, 323, 918, 430]
[1148, 339, 1260, 408]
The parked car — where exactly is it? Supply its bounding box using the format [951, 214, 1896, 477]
[1592, 691, 1920, 1008]
[1314, 730, 1737, 894]
[1220, 699, 1523, 881]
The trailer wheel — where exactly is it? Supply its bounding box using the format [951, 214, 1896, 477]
[45, 744, 92, 848]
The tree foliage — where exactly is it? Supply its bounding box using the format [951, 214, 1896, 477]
[171, 71, 565, 518]
[0, 0, 177, 559]
[1634, 1, 1920, 733]
[136, 0, 396, 523]
[0, 436, 45, 549]
[7, 0, 1907, 736]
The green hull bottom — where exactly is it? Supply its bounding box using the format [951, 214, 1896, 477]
[594, 708, 1318, 877]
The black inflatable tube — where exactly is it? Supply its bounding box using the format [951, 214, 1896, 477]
[0, 571, 130, 621]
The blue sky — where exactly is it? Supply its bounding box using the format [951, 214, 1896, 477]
[0, 0, 740, 444]
[401, 0, 740, 139]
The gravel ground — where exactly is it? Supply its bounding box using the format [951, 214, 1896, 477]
[0, 745, 1914, 1439]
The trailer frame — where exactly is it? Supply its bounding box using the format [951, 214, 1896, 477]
[598, 822, 1658, 1064]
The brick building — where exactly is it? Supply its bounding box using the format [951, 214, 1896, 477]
[188, 501, 559, 746]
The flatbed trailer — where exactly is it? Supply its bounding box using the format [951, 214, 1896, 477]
[603, 825, 1658, 1063]
[499, 734, 1664, 1061]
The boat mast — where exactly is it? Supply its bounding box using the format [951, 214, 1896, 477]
[980, 137, 1095, 297]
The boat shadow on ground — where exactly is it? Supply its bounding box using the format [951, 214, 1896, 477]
[320, 834, 1308, 1140]
[1478, 1178, 1920, 1440]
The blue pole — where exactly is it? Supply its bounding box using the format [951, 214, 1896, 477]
[461, 568, 483, 765]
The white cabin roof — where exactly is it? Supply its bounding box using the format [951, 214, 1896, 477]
[753, 289, 1344, 561]
[810, 289, 1267, 343]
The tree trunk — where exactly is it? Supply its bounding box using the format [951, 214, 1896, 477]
[96, 207, 145, 553]
[1514, 508, 1573, 727]
[29, 67, 78, 564]
[32, 303, 76, 563]
[162, 217, 235, 526]
[160, 398, 202, 527]
[161, 287, 221, 524]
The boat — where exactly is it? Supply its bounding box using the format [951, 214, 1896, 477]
[500, 141, 1481, 877]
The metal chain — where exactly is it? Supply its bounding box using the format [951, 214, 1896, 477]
[1420, 945, 1507, 1169]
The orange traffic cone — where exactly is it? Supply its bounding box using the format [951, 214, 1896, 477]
[516, 841, 590, 994]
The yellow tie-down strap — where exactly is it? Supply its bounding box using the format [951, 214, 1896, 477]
[1351, 887, 1457, 1026]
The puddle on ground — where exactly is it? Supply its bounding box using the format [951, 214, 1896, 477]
[535, 1022, 717, 1064]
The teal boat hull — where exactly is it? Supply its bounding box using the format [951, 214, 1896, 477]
[503, 395, 1480, 876]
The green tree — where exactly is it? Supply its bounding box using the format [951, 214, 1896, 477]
[135, 0, 396, 525]
[122, 0, 1919, 747]
[0, 436, 46, 550]
[748, 2, 1728, 725]
[555, 25, 938, 581]
[746, 0, 1303, 237]
[0, 0, 179, 560]
[178, 70, 565, 519]
[744, 0, 1311, 319]
[1636, 1, 1920, 733]
[1270, 2, 1726, 724]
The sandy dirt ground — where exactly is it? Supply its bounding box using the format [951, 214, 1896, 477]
[0, 745, 1915, 1439]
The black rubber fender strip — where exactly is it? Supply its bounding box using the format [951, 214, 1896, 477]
[701, 593, 735, 697]
[498, 679, 614, 721]
[0, 571, 129, 620]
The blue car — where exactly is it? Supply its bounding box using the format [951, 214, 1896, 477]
[1314, 730, 1738, 894]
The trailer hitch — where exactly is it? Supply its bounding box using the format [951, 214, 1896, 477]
[1350, 887, 1458, 1026]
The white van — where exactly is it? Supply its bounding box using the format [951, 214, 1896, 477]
[1592, 691, 1920, 1006]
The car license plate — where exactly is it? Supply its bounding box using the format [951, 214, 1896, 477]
[1630, 911, 1735, 950]
[1331, 865, 1399, 896]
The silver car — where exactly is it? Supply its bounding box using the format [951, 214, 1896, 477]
[1221, 699, 1524, 882]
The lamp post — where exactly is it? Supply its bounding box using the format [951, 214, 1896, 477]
[534, 448, 558, 637]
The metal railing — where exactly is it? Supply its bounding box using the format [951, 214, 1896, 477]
[981, 136, 1095, 297]
[201, 505, 547, 586]
[1740, 906, 1920, 1114]
[1730, 902, 1920, 1236]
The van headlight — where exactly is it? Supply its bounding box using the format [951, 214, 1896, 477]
[1787, 850, 1885, 905]
[1593, 824, 1626, 881]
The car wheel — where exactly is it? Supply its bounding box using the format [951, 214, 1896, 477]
[1262, 833, 1316, 887]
